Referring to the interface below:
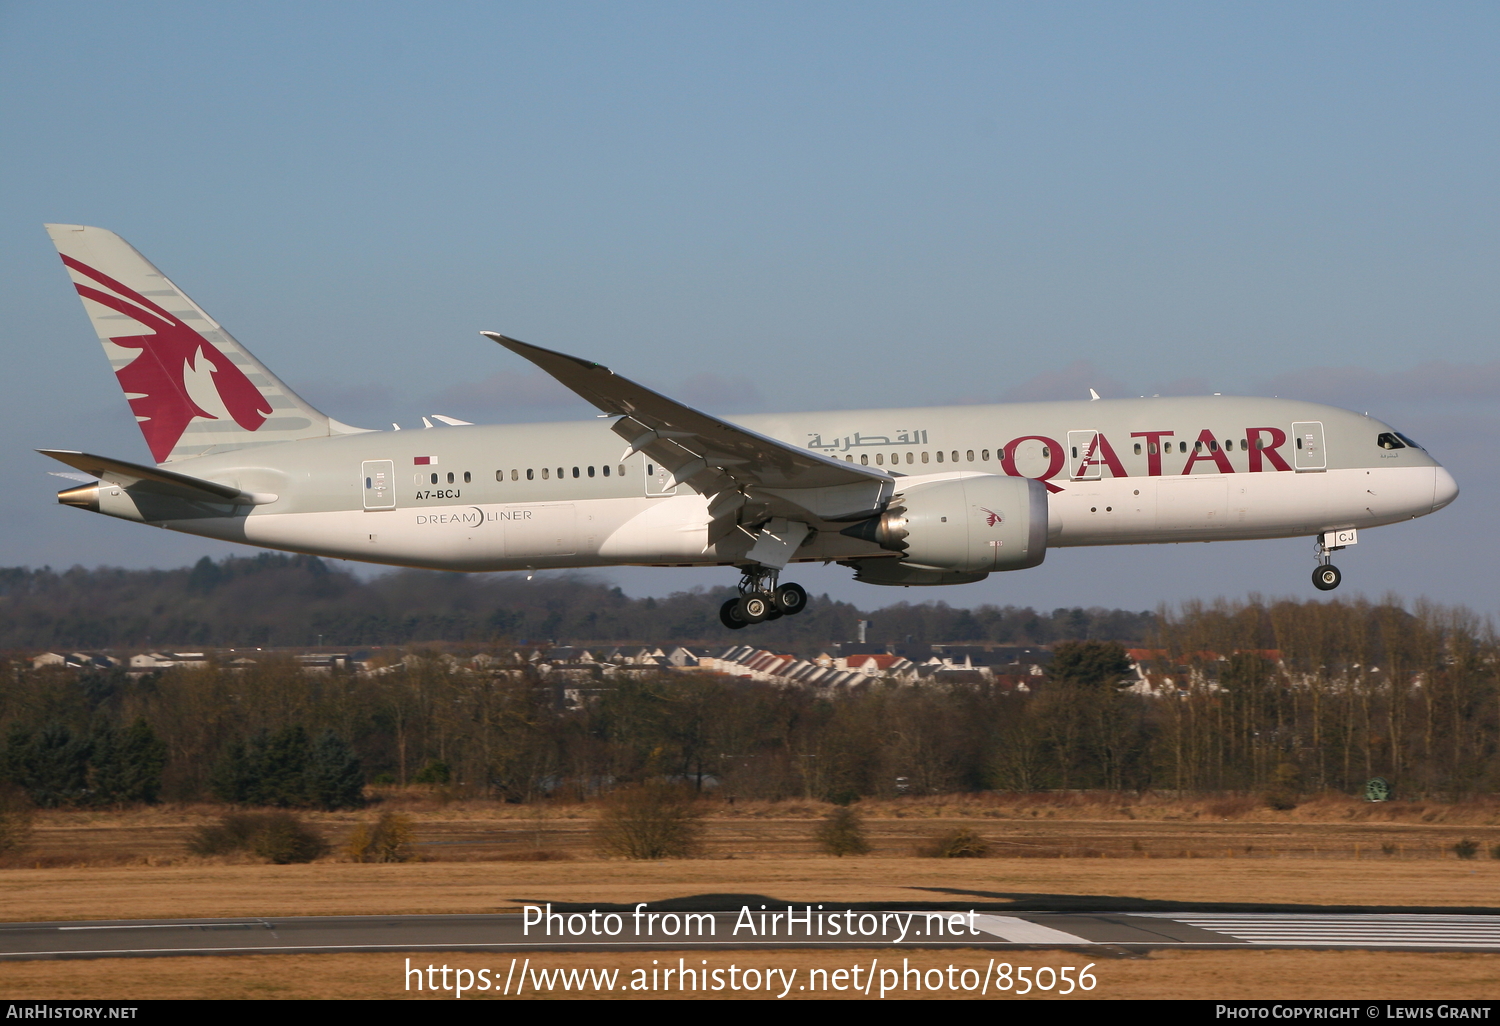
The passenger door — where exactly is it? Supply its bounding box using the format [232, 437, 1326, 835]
[644, 459, 677, 496]
[1292, 421, 1326, 471]
[1067, 430, 1102, 480]
[362, 460, 396, 510]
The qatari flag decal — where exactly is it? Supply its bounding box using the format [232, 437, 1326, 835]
[413, 456, 437, 465]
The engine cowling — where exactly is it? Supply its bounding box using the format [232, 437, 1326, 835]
[841, 474, 1047, 574]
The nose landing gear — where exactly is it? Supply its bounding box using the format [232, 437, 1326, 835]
[1312, 564, 1342, 591]
[1311, 532, 1351, 591]
[718, 568, 811, 629]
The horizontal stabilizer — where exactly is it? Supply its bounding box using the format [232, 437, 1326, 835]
[37, 449, 277, 505]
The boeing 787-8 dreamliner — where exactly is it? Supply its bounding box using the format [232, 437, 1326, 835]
[38, 225, 1459, 629]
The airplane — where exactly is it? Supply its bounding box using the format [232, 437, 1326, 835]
[38, 224, 1459, 630]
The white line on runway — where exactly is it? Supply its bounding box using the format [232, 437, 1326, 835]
[969, 916, 1094, 944]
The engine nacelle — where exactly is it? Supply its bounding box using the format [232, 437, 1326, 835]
[842, 474, 1047, 574]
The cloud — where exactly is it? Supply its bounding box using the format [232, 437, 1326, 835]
[296, 379, 397, 426]
[428, 369, 767, 419]
[431, 370, 582, 412]
[672, 372, 765, 413]
[999, 360, 1132, 402]
[1142, 376, 1212, 397]
[1257, 361, 1500, 408]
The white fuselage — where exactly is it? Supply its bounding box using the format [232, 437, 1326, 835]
[110, 394, 1454, 577]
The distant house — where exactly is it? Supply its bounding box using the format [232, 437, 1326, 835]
[127, 652, 208, 671]
[30, 651, 120, 671]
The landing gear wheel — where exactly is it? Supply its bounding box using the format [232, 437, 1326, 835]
[719, 598, 749, 630]
[1312, 565, 1342, 591]
[773, 582, 808, 615]
[737, 594, 771, 623]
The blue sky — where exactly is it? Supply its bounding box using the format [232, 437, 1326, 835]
[2, 2, 1497, 616]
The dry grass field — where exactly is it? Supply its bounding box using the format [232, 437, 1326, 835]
[4, 792, 1499, 1000]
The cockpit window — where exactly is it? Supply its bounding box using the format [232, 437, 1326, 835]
[1395, 432, 1426, 451]
[1377, 432, 1406, 450]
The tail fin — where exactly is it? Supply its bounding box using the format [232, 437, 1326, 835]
[45, 224, 370, 464]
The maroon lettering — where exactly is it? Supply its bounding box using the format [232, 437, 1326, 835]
[1130, 431, 1174, 477]
[1001, 435, 1065, 493]
[1183, 429, 1234, 474]
[1081, 433, 1129, 478]
[1246, 427, 1292, 472]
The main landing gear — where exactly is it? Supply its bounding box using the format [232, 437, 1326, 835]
[719, 566, 809, 629]
[1312, 534, 1343, 592]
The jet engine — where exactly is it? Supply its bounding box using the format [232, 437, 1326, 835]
[841, 474, 1047, 579]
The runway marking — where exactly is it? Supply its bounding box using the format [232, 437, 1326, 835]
[1136, 913, 1500, 947]
[970, 915, 1093, 945]
[6, 913, 1500, 959]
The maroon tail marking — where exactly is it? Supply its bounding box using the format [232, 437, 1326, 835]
[61, 255, 271, 462]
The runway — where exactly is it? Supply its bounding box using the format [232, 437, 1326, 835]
[4, 910, 1500, 960]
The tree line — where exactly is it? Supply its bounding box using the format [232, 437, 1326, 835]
[1, 595, 1495, 805]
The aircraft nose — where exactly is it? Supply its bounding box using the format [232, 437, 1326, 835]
[1433, 466, 1459, 512]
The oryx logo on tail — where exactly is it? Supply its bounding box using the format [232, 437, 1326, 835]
[61, 255, 272, 462]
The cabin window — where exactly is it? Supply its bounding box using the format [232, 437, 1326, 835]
[526, 469, 534, 480]
[1296, 437, 1303, 449]
[846, 455, 854, 462]
[1071, 446, 1078, 459]
[1194, 441, 1203, 452]
[430, 473, 438, 485]
[542, 468, 550, 479]
[890, 453, 898, 465]
[861, 454, 869, 465]
[618, 465, 626, 476]
[365, 477, 372, 489]
[904, 452, 912, 464]
[1208, 440, 1218, 452]
[921, 451, 930, 463]
[495, 470, 503, 482]
[966, 450, 974, 462]
[981, 449, 990, 461]
[511, 469, 519, 481]
[447, 472, 455, 483]
[464, 471, 471, 483]
[602, 465, 609, 477]
[1179, 441, 1188, 453]
[1042, 446, 1050, 458]
[875, 453, 884, 465]
[1133, 443, 1142, 455]
[1149, 443, 1158, 455]
[572, 466, 580, 478]
[646, 464, 654, 476]
[588, 465, 596, 477]
[951, 451, 959, 462]
[936, 451, 944, 463]
[557, 467, 564, 479]
[1377, 432, 1406, 450]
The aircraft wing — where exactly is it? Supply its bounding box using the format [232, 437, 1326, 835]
[37, 449, 277, 505]
[483, 333, 895, 524]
